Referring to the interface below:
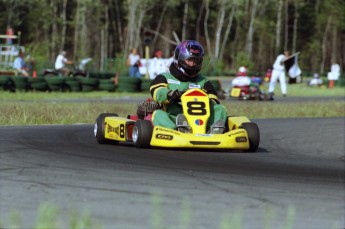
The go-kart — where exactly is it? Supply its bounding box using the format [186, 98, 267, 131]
[230, 76, 266, 100]
[94, 88, 260, 152]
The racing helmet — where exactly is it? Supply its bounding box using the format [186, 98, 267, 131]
[173, 40, 204, 77]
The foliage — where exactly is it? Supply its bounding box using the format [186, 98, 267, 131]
[234, 51, 254, 71]
[0, 0, 344, 74]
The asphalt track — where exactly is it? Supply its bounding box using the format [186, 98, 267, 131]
[0, 118, 344, 229]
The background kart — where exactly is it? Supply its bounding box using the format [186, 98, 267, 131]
[94, 88, 260, 152]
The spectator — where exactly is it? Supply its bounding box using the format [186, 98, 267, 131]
[127, 48, 141, 78]
[307, 73, 323, 86]
[55, 51, 73, 76]
[327, 62, 341, 81]
[268, 51, 290, 100]
[13, 51, 29, 77]
[149, 50, 166, 79]
[6, 25, 14, 45]
[149, 40, 227, 134]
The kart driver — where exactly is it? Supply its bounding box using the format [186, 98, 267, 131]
[149, 40, 227, 134]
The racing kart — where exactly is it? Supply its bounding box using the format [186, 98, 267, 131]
[230, 77, 266, 100]
[94, 88, 260, 152]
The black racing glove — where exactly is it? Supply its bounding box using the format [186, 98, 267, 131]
[167, 89, 182, 102]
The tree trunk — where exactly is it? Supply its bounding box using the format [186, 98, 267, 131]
[60, 0, 67, 52]
[219, 4, 236, 60]
[51, 0, 58, 61]
[292, 0, 299, 53]
[100, 4, 109, 71]
[245, 0, 258, 59]
[181, 0, 189, 41]
[152, 2, 168, 46]
[320, 15, 332, 74]
[331, 25, 337, 64]
[214, 1, 225, 59]
[203, 0, 213, 59]
[114, 0, 124, 53]
[73, 0, 80, 60]
[196, 0, 205, 42]
[284, 0, 288, 51]
[275, 0, 283, 53]
[125, 0, 139, 56]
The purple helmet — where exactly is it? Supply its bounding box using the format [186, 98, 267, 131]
[173, 40, 204, 77]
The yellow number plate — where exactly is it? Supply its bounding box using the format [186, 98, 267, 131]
[231, 88, 241, 97]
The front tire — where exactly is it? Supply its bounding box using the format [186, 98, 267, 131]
[132, 120, 153, 148]
[240, 122, 260, 152]
[94, 113, 118, 144]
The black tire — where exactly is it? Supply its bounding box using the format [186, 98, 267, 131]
[132, 120, 153, 148]
[240, 122, 260, 152]
[94, 113, 119, 144]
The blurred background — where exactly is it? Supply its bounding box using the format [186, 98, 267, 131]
[0, 0, 344, 76]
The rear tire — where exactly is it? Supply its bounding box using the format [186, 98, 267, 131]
[94, 113, 118, 144]
[132, 120, 153, 148]
[240, 122, 260, 152]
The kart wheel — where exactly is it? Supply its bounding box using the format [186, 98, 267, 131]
[132, 120, 153, 148]
[240, 122, 260, 152]
[94, 113, 118, 144]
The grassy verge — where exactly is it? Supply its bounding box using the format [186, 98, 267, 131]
[1, 203, 102, 229]
[0, 82, 344, 126]
[0, 101, 343, 126]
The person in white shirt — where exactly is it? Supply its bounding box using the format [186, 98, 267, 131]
[327, 62, 341, 81]
[55, 51, 73, 76]
[268, 51, 290, 100]
[149, 50, 166, 79]
[13, 51, 29, 77]
[232, 66, 251, 87]
[127, 48, 141, 78]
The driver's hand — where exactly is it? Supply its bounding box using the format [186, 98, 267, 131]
[167, 89, 182, 102]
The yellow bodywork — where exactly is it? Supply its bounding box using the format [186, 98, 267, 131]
[150, 115, 251, 149]
[230, 88, 241, 97]
[181, 89, 210, 134]
[104, 116, 135, 142]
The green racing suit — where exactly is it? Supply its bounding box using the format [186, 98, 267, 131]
[149, 64, 227, 130]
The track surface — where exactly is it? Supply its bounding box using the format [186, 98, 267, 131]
[0, 118, 344, 229]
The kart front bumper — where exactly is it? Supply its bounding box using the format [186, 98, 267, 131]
[150, 126, 250, 150]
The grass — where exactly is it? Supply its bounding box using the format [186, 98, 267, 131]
[0, 83, 344, 126]
[1, 198, 297, 229]
[0, 101, 344, 126]
[0, 203, 102, 229]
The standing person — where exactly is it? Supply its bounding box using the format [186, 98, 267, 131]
[55, 51, 73, 76]
[6, 26, 14, 45]
[149, 50, 166, 79]
[13, 51, 29, 77]
[149, 40, 227, 134]
[268, 51, 290, 100]
[127, 48, 141, 78]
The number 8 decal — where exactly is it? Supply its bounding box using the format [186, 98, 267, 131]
[120, 124, 125, 138]
[187, 101, 207, 115]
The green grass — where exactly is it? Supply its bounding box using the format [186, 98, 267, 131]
[0, 203, 102, 229]
[0, 199, 297, 229]
[0, 101, 344, 126]
[0, 82, 344, 126]
[264, 83, 345, 97]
